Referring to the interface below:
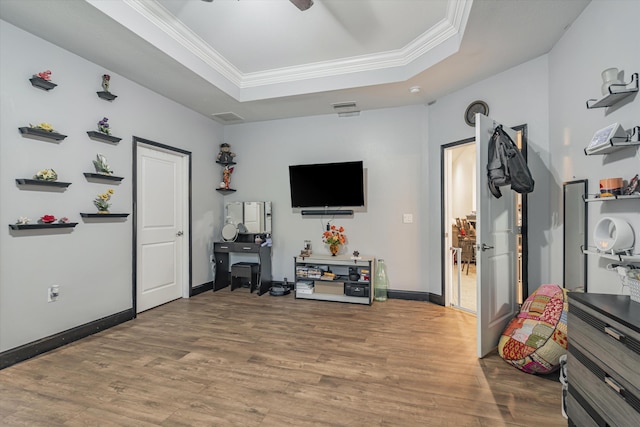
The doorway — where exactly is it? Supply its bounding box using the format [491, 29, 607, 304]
[441, 125, 529, 315]
[443, 139, 477, 313]
[133, 137, 192, 314]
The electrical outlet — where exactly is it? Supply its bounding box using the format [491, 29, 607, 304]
[48, 285, 59, 302]
[403, 213, 414, 224]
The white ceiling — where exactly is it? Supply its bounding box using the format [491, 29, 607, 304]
[0, 0, 590, 124]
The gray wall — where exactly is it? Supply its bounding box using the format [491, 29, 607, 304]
[223, 106, 427, 290]
[2, 0, 639, 355]
[548, 0, 640, 294]
[0, 21, 223, 352]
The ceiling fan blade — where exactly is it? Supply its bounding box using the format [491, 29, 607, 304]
[290, 0, 314, 11]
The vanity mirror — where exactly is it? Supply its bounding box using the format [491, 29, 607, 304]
[563, 180, 588, 292]
[225, 201, 272, 235]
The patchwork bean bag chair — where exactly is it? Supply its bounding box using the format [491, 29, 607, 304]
[498, 284, 568, 374]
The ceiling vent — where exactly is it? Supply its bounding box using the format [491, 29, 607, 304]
[211, 112, 245, 124]
[332, 102, 360, 118]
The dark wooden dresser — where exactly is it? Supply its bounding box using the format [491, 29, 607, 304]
[567, 293, 640, 426]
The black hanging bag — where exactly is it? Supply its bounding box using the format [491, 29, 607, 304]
[487, 125, 534, 198]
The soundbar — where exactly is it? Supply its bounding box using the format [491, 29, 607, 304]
[301, 210, 353, 216]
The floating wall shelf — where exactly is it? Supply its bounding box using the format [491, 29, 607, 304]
[16, 179, 71, 188]
[96, 91, 117, 101]
[215, 161, 237, 166]
[216, 188, 236, 194]
[584, 126, 640, 155]
[29, 76, 57, 91]
[83, 173, 124, 182]
[584, 194, 640, 203]
[19, 127, 67, 141]
[586, 72, 638, 109]
[86, 131, 122, 144]
[583, 248, 640, 263]
[80, 213, 129, 218]
[9, 223, 78, 230]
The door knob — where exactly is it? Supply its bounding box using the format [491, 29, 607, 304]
[481, 243, 494, 251]
[176, 231, 184, 236]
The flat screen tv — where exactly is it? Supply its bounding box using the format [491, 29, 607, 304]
[289, 161, 365, 208]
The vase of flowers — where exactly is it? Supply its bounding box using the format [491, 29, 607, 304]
[94, 189, 114, 213]
[322, 225, 346, 256]
[97, 117, 111, 135]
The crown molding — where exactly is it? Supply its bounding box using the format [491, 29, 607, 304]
[119, 0, 471, 97]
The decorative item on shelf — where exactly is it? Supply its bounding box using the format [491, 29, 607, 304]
[34, 168, 58, 181]
[624, 174, 639, 195]
[16, 217, 30, 225]
[216, 142, 236, 164]
[29, 70, 57, 90]
[374, 258, 389, 301]
[222, 165, 234, 189]
[322, 225, 346, 256]
[601, 67, 622, 96]
[97, 117, 111, 135]
[599, 177, 623, 196]
[97, 74, 117, 100]
[37, 70, 52, 81]
[39, 214, 56, 224]
[93, 188, 114, 213]
[594, 216, 635, 253]
[102, 74, 110, 92]
[93, 153, 113, 175]
[58, 217, 70, 224]
[30, 122, 55, 133]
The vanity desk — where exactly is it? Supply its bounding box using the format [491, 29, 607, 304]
[213, 201, 273, 295]
[213, 238, 272, 295]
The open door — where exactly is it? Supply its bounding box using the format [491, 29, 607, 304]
[475, 114, 520, 358]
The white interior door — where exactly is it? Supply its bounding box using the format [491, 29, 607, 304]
[136, 144, 187, 313]
[475, 114, 520, 358]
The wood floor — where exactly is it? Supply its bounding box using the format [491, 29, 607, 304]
[0, 291, 567, 426]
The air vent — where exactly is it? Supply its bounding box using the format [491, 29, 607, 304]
[211, 112, 245, 124]
[332, 102, 357, 110]
[332, 102, 360, 118]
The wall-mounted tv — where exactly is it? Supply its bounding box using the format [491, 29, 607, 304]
[289, 161, 365, 208]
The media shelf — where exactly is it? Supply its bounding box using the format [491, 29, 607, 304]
[294, 254, 375, 305]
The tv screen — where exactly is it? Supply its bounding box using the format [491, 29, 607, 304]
[289, 161, 365, 208]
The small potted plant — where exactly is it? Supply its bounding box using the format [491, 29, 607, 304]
[94, 189, 114, 213]
[34, 168, 58, 181]
[93, 153, 113, 175]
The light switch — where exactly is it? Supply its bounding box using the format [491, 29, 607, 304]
[403, 213, 413, 224]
